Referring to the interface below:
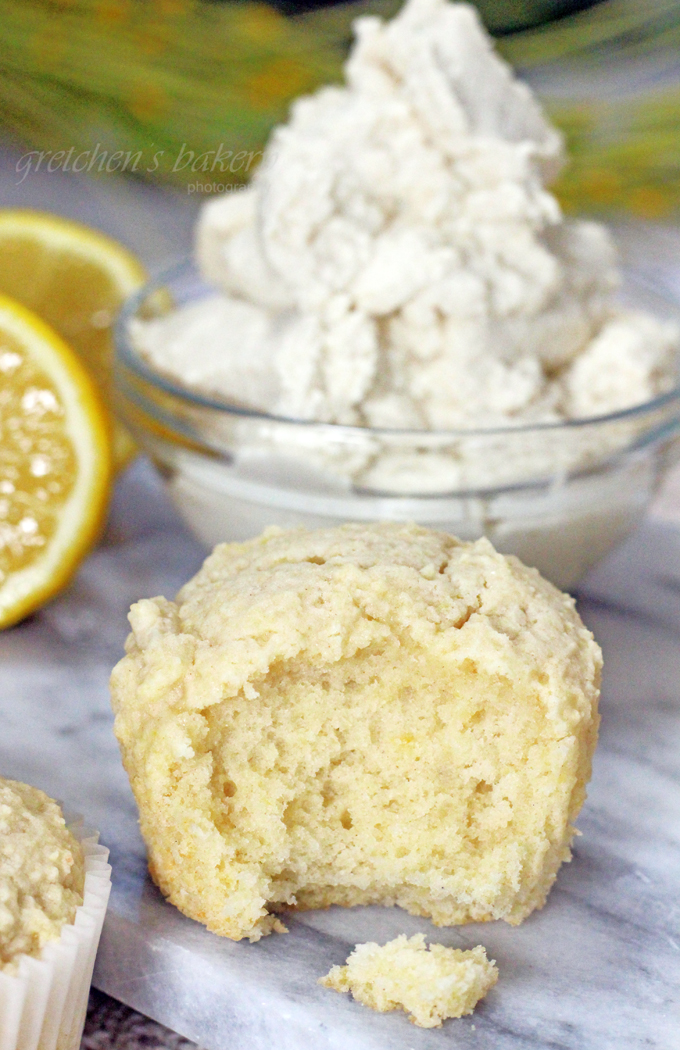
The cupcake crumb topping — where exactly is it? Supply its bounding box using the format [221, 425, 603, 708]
[0, 777, 84, 971]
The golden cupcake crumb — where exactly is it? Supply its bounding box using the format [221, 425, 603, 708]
[320, 934, 498, 1027]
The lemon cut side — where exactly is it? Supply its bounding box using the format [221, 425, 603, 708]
[0, 295, 112, 629]
[0, 210, 146, 469]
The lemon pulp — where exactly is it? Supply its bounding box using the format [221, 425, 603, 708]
[0, 329, 76, 580]
[0, 295, 111, 628]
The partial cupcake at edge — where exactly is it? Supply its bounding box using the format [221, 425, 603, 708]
[0, 777, 111, 1050]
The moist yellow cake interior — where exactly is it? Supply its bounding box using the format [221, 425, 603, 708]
[195, 637, 573, 923]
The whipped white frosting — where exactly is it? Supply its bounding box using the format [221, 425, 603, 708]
[173, 0, 678, 431]
[130, 0, 678, 510]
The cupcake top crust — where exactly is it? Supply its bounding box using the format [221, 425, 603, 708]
[0, 777, 85, 971]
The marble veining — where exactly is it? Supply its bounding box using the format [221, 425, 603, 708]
[1, 459, 679, 1050]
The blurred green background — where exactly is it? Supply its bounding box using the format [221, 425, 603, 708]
[1, 0, 679, 219]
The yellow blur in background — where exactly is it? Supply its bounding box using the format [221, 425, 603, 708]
[0, 0, 679, 219]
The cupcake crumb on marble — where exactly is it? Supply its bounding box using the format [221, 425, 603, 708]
[319, 934, 498, 1027]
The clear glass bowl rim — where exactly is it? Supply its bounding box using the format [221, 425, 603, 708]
[115, 258, 680, 440]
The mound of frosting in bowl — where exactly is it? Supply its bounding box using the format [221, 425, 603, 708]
[134, 0, 678, 433]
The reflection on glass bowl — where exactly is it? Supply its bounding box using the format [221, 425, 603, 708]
[114, 259, 680, 590]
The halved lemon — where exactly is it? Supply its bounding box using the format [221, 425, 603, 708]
[0, 294, 112, 629]
[0, 209, 146, 469]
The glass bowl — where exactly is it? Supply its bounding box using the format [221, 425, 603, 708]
[114, 259, 680, 591]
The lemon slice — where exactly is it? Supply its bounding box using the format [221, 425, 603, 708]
[0, 295, 112, 629]
[0, 209, 146, 469]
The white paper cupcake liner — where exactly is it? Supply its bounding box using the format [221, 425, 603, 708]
[0, 820, 112, 1050]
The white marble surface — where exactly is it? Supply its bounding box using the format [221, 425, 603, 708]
[1, 457, 679, 1049]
